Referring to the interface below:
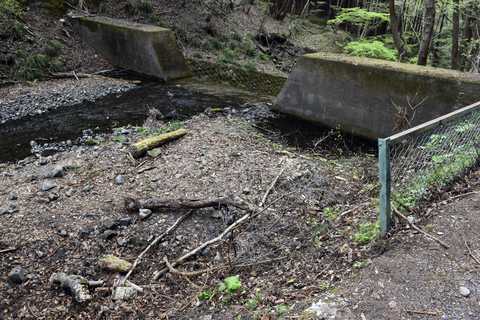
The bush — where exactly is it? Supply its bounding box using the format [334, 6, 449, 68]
[344, 40, 397, 61]
[125, 0, 153, 16]
[43, 40, 63, 57]
[328, 8, 389, 27]
[328, 8, 389, 37]
[15, 51, 64, 81]
[0, 0, 24, 16]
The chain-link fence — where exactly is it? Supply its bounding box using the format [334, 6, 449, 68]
[187, 59, 287, 96]
[378, 101, 480, 235]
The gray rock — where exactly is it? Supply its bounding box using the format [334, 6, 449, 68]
[115, 175, 125, 185]
[460, 286, 471, 297]
[58, 229, 68, 237]
[40, 180, 57, 192]
[305, 300, 337, 319]
[50, 272, 92, 303]
[139, 208, 152, 220]
[40, 165, 65, 178]
[8, 192, 17, 201]
[117, 217, 133, 227]
[101, 230, 118, 240]
[48, 193, 59, 202]
[38, 157, 49, 165]
[112, 286, 137, 301]
[8, 266, 27, 285]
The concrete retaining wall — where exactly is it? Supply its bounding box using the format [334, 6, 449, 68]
[274, 52, 480, 139]
[73, 16, 191, 81]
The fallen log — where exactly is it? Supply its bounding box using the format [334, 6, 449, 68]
[128, 128, 187, 159]
[124, 195, 256, 213]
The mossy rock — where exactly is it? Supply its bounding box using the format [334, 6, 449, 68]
[98, 255, 132, 273]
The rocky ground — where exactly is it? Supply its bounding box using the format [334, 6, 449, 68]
[0, 76, 137, 123]
[0, 93, 380, 319]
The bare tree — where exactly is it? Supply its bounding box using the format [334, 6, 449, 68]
[417, 0, 436, 65]
[451, 0, 461, 69]
[389, 0, 406, 60]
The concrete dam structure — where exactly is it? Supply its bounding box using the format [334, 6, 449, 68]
[73, 16, 191, 81]
[274, 52, 480, 139]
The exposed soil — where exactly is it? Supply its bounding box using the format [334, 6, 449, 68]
[303, 170, 480, 320]
[0, 98, 380, 319]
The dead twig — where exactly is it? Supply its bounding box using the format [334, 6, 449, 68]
[335, 202, 370, 221]
[393, 207, 450, 249]
[405, 309, 439, 316]
[259, 160, 287, 207]
[49, 72, 92, 79]
[465, 240, 480, 266]
[163, 257, 223, 277]
[152, 195, 285, 280]
[0, 247, 17, 254]
[448, 191, 479, 201]
[121, 211, 194, 285]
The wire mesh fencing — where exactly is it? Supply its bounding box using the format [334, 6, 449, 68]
[378, 101, 480, 235]
[187, 59, 287, 96]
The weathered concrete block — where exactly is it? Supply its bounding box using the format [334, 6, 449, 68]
[274, 52, 480, 139]
[73, 16, 191, 81]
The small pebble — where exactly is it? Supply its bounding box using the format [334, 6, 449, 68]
[40, 180, 57, 192]
[8, 192, 17, 201]
[460, 286, 471, 297]
[115, 175, 125, 185]
[139, 208, 152, 220]
[8, 266, 27, 285]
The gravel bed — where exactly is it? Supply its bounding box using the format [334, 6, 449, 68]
[0, 76, 137, 123]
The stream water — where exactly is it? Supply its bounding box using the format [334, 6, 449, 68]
[0, 81, 269, 162]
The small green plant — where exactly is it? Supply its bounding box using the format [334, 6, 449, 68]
[322, 207, 340, 221]
[344, 40, 397, 61]
[353, 260, 369, 269]
[243, 60, 257, 72]
[43, 39, 63, 58]
[219, 48, 239, 65]
[198, 289, 214, 301]
[353, 222, 379, 245]
[244, 289, 262, 311]
[85, 138, 101, 146]
[276, 304, 289, 317]
[219, 275, 242, 294]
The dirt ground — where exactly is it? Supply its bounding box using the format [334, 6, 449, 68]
[304, 170, 480, 320]
[0, 99, 381, 319]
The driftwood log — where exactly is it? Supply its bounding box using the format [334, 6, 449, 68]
[129, 128, 187, 159]
[125, 195, 256, 213]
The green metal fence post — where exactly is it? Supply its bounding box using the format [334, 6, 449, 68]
[378, 138, 392, 236]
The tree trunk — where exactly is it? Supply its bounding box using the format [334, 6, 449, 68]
[451, 0, 460, 69]
[417, 0, 436, 66]
[389, 0, 406, 60]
